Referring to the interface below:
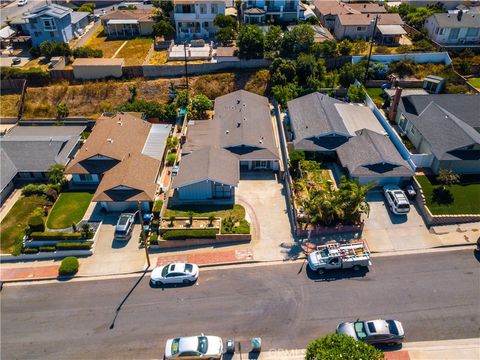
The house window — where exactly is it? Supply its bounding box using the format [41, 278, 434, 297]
[213, 183, 231, 198]
[439, 28, 444, 35]
[356, 26, 366, 31]
[42, 18, 56, 31]
[200, 4, 207, 14]
[467, 27, 479, 37]
[435, 27, 439, 34]
[398, 115, 407, 131]
[410, 126, 416, 135]
[211, 4, 218, 14]
[79, 174, 94, 181]
[203, 21, 209, 28]
[448, 28, 460, 40]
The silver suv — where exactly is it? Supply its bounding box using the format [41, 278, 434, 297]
[114, 213, 135, 240]
[383, 185, 410, 215]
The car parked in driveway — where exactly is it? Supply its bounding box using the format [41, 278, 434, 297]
[384, 185, 410, 215]
[114, 213, 135, 241]
[165, 335, 223, 359]
[336, 319, 405, 346]
[151, 263, 199, 285]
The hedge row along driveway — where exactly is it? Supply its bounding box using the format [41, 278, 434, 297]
[46, 192, 94, 229]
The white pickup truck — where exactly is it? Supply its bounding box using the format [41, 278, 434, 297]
[307, 241, 371, 274]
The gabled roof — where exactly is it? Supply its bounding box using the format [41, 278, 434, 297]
[337, 129, 414, 177]
[172, 147, 239, 188]
[0, 125, 84, 172]
[71, 11, 89, 24]
[337, 13, 403, 26]
[428, 12, 480, 28]
[102, 9, 155, 22]
[93, 153, 160, 202]
[313, 0, 360, 16]
[25, 4, 72, 19]
[1, 149, 17, 192]
[408, 102, 480, 161]
[287, 92, 351, 150]
[348, 3, 387, 14]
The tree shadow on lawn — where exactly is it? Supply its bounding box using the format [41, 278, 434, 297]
[431, 187, 454, 205]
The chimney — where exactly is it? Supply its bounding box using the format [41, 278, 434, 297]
[389, 87, 403, 121]
[457, 10, 463, 21]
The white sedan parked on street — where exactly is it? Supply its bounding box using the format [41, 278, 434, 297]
[165, 335, 223, 360]
[150, 263, 199, 285]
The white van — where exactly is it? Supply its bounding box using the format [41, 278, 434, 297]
[114, 213, 135, 240]
[383, 185, 410, 215]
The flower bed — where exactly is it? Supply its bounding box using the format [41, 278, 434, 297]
[161, 229, 218, 240]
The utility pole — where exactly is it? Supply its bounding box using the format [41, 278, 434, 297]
[363, 14, 380, 85]
[137, 201, 151, 268]
[183, 40, 189, 90]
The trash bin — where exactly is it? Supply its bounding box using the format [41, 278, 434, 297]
[251, 337, 261, 352]
[225, 339, 235, 354]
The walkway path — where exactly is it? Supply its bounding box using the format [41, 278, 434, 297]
[0, 189, 20, 223]
[1, 264, 58, 281]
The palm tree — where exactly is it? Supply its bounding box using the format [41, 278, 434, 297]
[208, 215, 215, 227]
[338, 177, 375, 223]
[169, 215, 176, 227]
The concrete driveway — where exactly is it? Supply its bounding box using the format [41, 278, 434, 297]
[363, 191, 438, 253]
[236, 172, 294, 261]
[78, 211, 147, 276]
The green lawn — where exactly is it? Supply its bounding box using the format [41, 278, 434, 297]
[46, 192, 93, 229]
[0, 195, 48, 254]
[365, 87, 385, 102]
[164, 204, 246, 220]
[416, 175, 480, 215]
[468, 77, 480, 89]
[115, 37, 153, 66]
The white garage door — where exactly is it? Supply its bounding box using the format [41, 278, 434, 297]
[102, 201, 150, 212]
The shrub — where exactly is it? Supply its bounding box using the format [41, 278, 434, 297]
[0, 67, 50, 84]
[81, 223, 94, 239]
[374, 46, 389, 54]
[39, 246, 56, 252]
[162, 229, 217, 240]
[58, 256, 79, 276]
[152, 199, 163, 217]
[149, 233, 159, 244]
[347, 84, 366, 103]
[30, 232, 83, 240]
[56, 241, 93, 250]
[306, 333, 383, 360]
[233, 219, 250, 234]
[39, 41, 72, 59]
[28, 216, 45, 233]
[22, 184, 46, 196]
[22, 247, 39, 254]
[166, 153, 176, 166]
[44, 187, 58, 202]
[73, 46, 103, 58]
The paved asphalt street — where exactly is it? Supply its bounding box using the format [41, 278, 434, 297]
[1, 0, 47, 27]
[1, 250, 479, 359]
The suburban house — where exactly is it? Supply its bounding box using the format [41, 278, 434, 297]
[19, 4, 89, 46]
[172, 90, 280, 202]
[424, 11, 480, 46]
[334, 13, 405, 42]
[0, 125, 84, 203]
[394, 94, 480, 174]
[173, 0, 226, 40]
[288, 92, 413, 185]
[66, 113, 172, 212]
[242, 0, 303, 24]
[101, 9, 155, 38]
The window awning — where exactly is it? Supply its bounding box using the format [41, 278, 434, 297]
[377, 25, 407, 36]
[107, 19, 139, 25]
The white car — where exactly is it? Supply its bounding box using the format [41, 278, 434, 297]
[150, 263, 199, 285]
[383, 185, 410, 215]
[165, 335, 223, 359]
[17, 0, 28, 6]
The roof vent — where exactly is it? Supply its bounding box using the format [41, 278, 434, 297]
[237, 122, 241, 127]
[107, 138, 114, 143]
[117, 121, 123, 126]
[237, 99, 240, 105]
[243, 117, 247, 121]
[226, 130, 230, 134]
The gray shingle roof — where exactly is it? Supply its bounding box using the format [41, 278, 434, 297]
[287, 92, 351, 151]
[1, 149, 17, 192]
[429, 13, 480, 28]
[172, 147, 239, 188]
[25, 4, 72, 19]
[337, 129, 414, 177]
[0, 125, 84, 173]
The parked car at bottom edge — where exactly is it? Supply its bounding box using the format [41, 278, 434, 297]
[165, 335, 223, 359]
[336, 319, 405, 346]
[151, 263, 199, 285]
[383, 185, 410, 215]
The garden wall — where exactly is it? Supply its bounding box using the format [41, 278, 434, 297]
[352, 52, 452, 65]
[0, 250, 92, 262]
[412, 177, 480, 226]
[152, 234, 251, 249]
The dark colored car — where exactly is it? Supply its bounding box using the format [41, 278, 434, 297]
[336, 319, 405, 346]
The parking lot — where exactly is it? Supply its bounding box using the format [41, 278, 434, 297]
[363, 191, 438, 253]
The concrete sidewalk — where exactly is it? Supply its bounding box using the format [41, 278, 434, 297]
[226, 338, 479, 360]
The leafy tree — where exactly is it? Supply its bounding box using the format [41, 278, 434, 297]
[128, 84, 138, 103]
[237, 25, 264, 59]
[312, 39, 337, 57]
[281, 24, 314, 57]
[289, 150, 305, 171]
[306, 333, 384, 360]
[264, 25, 283, 54]
[153, 0, 173, 16]
[347, 84, 366, 103]
[305, 16, 320, 25]
[338, 63, 363, 88]
[73, 46, 102, 58]
[163, 103, 177, 121]
[216, 26, 236, 46]
[47, 164, 66, 185]
[77, 3, 95, 14]
[388, 60, 416, 77]
[153, 20, 175, 39]
[213, 14, 238, 30]
[191, 94, 213, 119]
[175, 90, 190, 108]
[295, 53, 318, 83]
[269, 58, 297, 87]
[39, 41, 71, 59]
[337, 39, 353, 56]
[56, 103, 69, 119]
[272, 83, 300, 107]
[437, 168, 460, 189]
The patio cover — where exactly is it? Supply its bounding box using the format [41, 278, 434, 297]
[0, 26, 15, 40]
[107, 19, 139, 25]
[377, 25, 406, 36]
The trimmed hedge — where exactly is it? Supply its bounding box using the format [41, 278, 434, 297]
[30, 232, 83, 241]
[22, 248, 39, 254]
[56, 241, 93, 250]
[28, 216, 45, 232]
[162, 229, 217, 240]
[39, 246, 56, 252]
[59, 256, 79, 276]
